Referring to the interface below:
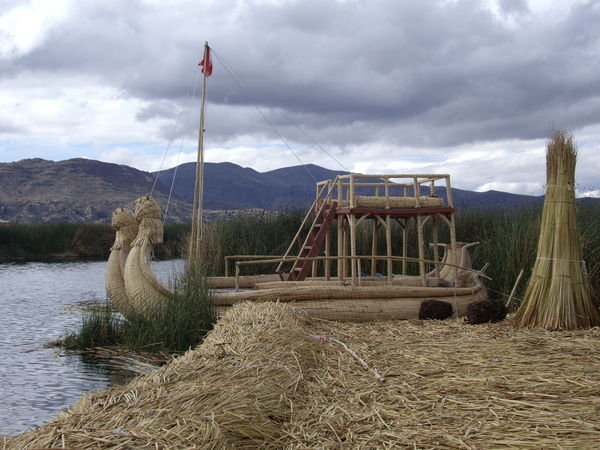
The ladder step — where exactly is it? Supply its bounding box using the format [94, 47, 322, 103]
[314, 223, 323, 228]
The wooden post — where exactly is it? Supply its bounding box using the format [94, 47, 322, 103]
[350, 213, 357, 284]
[414, 176, 421, 208]
[357, 259, 362, 287]
[432, 215, 440, 279]
[325, 230, 331, 281]
[371, 220, 378, 276]
[349, 175, 355, 208]
[449, 212, 458, 282]
[337, 214, 344, 280]
[384, 177, 390, 209]
[445, 175, 454, 207]
[343, 219, 349, 279]
[386, 214, 392, 284]
[402, 218, 408, 275]
[417, 215, 426, 286]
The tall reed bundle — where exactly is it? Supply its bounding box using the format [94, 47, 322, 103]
[515, 130, 600, 329]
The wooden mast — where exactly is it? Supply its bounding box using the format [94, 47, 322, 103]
[189, 42, 210, 265]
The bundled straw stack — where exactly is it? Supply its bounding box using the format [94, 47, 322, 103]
[515, 130, 600, 329]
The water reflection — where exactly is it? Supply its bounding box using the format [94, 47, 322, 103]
[0, 259, 184, 435]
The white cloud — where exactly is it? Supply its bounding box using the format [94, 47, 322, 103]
[0, 0, 72, 59]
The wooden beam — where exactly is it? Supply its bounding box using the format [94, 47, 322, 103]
[335, 207, 455, 217]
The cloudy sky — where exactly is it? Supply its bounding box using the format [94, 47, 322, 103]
[1, 0, 599, 196]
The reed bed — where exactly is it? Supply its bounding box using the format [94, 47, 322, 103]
[0, 223, 187, 260]
[7, 302, 600, 449]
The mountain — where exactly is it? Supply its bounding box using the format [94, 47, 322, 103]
[153, 162, 347, 210]
[0, 158, 191, 223]
[0, 158, 597, 224]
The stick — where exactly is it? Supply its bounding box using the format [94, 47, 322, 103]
[506, 269, 524, 308]
[309, 334, 385, 383]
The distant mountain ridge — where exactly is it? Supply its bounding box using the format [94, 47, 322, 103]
[153, 162, 347, 210]
[0, 158, 596, 224]
[0, 158, 191, 223]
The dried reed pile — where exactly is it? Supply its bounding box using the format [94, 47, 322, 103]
[284, 315, 600, 448]
[7, 303, 318, 449]
[7, 303, 600, 448]
[515, 130, 600, 329]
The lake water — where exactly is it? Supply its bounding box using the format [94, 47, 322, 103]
[0, 259, 184, 436]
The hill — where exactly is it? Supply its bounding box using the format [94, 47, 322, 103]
[0, 158, 191, 223]
[153, 162, 347, 210]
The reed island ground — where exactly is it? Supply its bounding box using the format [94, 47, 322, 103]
[6, 302, 600, 449]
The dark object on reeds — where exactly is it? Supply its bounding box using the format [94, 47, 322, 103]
[419, 299, 453, 320]
[466, 299, 507, 324]
[515, 130, 600, 329]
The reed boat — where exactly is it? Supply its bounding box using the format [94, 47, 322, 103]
[105, 43, 489, 322]
[206, 173, 489, 321]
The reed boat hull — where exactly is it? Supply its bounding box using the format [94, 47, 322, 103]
[209, 273, 488, 322]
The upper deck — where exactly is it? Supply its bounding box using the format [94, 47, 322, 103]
[316, 173, 455, 218]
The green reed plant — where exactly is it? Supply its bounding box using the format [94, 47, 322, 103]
[199, 209, 305, 275]
[0, 223, 187, 260]
[125, 264, 216, 352]
[64, 264, 215, 352]
[63, 302, 124, 350]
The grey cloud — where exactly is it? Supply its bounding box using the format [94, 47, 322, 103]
[498, 0, 529, 15]
[0, 119, 24, 134]
[3, 0, 600, 151]
[136, 100, 179, 122]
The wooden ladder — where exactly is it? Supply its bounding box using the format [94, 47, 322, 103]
[287, 201, 337, 281]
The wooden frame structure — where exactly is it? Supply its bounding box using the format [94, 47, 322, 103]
[276, 174, 458, 287]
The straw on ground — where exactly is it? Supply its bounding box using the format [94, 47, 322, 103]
[7, 302, 600, 449]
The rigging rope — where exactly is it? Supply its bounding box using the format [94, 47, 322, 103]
[150, 46, 352, 223]
[212, 49, 339, 184]
[163, 70, 200, 223]
[147, 68, 200, 223]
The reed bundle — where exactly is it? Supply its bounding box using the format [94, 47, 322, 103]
[7, 303, 600, 448]
[515, 130, 600, 329]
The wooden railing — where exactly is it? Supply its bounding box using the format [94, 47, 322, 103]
[232, 254, 490, 290]
[316, 173, 454, 209]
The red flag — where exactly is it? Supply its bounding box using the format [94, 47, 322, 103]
[199, 44, 212, 76]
